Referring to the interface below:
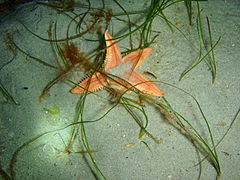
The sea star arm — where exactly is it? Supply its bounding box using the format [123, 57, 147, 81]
[126, 70, 164, 96]
[122, 48, 153, 70]
[104, 31, 122, 71]
[71, 72, 107, 93]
